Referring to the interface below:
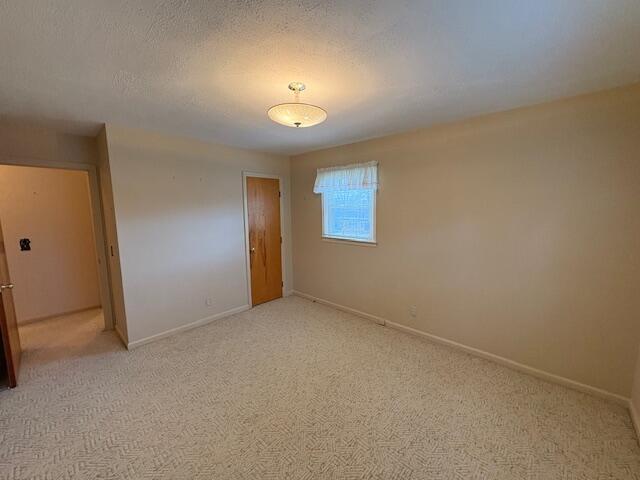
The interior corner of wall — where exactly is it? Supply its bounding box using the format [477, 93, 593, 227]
[96, 124, 107, 143]
[102, 123, 121, 154]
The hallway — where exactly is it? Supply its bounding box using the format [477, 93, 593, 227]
[17, 308, 123, 374]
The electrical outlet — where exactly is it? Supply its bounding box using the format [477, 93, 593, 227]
[409, 305, 417, 318]
[205, 297, 214, 307]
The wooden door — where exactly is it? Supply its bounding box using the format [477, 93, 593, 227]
[247, 177, 283, 306]
[0, 219, 20, 388]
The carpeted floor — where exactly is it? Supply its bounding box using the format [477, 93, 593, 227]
[1, 296, 639, 479]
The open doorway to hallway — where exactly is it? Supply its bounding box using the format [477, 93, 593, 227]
[19, 308, 111, 365]
[0, 164, 114, 388]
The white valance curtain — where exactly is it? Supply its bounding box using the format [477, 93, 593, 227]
[313, 161, 378, 193]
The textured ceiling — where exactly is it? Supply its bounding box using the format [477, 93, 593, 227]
[1, 1, 639, 155]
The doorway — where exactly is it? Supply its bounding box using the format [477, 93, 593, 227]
[244, 174, 284, 306]
[0, 163, 114, 388]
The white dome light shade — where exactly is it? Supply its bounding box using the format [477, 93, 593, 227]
[268, 82, 327, 128]
[267, 102, 327, 128]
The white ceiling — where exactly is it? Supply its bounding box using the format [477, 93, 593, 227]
[1, 1, 639, 155]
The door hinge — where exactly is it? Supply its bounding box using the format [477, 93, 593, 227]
[280, 236, 282, 244]
[279, 191, 282, 198]
[281, 281, 284, 287]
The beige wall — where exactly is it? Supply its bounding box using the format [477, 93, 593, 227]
[0, 165, 101, 322]
[104, 125, 292, 344]
[0, 122, 97, 166]
[291, 84, 640, 398]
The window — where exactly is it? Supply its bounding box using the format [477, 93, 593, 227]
[322, 188, 375, 242]
[314, 161, 378, 244]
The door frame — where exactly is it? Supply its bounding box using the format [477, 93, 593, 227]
[0, 155, 115, 330]
[242, 171, 286, 308]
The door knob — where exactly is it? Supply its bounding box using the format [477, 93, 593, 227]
[250, 247, 255, 253]
[0, 283, 14, 291]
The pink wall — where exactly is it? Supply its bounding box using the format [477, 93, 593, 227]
[0, 165, 101, 323]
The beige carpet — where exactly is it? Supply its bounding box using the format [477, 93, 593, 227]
[1, 297, 639, 479]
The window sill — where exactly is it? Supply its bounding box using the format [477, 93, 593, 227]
[321, 236, 377, 247]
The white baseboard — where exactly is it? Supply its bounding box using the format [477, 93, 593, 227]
[284, 290, 294, 297]
[385, 320, 629, 406]
[292, 290, 629, 407]
[630, 401, 640, 444]
[127, 304, 251, 350]
[292, 290, 385, 325]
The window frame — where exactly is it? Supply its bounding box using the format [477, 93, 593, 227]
[320, 188, 377, 245]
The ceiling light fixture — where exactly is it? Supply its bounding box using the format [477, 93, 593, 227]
[268, 82, 327, 128]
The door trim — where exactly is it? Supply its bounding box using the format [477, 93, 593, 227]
[242, 172, 286, 308]
[0, 289, 19, 388]
[0, 155, 115, 331]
